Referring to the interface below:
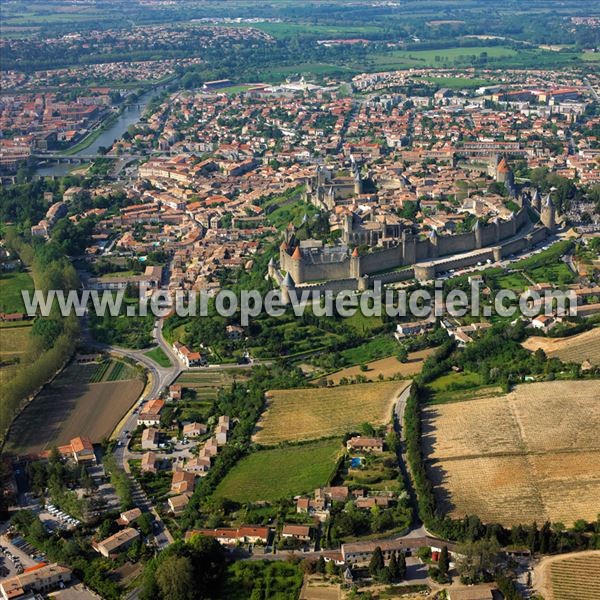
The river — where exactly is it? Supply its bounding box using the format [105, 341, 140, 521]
[35, 84, 168, 177]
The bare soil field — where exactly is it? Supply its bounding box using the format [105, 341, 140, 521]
[5, 362, 143, 455]
[423, 380, 600, 526]
[326, 348, 435, 385]
[522, 328, 600, 366]
[299, 575, 341, 600]
[254, 380, 410, 445]
[534, 550, 600, 600]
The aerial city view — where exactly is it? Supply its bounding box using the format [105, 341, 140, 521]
[0, 1, 599, 599]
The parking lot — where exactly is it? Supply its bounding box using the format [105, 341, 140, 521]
[0, 532, 39, 579]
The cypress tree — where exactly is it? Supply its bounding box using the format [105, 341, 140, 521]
[388, 552, 399, 581]
[397, 550, 407, 580]
[369, 546, 384, 577]
[438, 545, 449, 578]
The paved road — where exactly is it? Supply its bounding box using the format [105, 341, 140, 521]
[82, 314, 180, 549]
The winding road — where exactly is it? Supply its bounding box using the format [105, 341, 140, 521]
[82, 314, 182, 549]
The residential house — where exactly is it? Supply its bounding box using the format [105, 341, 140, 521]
[168, 493, 191, 515]
[200, 437, 219, 458]
[346, 436, 384, 453]
[183, 456, 211, 475]
[141, 427, 159, 450]
[70, 436, 96, 464]
[226, 325, 244, 340]
[172, 341, 207, 367]
[171, 470, 196, 494]
[394, 320, 433, 339]
[183, 422, 207, 438]
[281, 525, 311, 542]
[169, 384, 183, 400]
[214, 423, 228, 446]
[117, 508, 142, 526]
[315, 486, 349, 503]
[355, 496, 391, 509]
[94, 528, 140, 559]
[138, 399, 165, 427]
[141, 451, 157, 474]
[531, 314, 557, 332]
[184, 526, 270, 547]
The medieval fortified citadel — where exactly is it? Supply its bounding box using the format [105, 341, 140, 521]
[271, 157, 557, 294]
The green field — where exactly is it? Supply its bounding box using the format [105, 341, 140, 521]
[486, 269, 530, 291]
[144, 346, 172, 368]
[340, 335, 399, 365]
[528, 262, 575, 285]
[421, 76, 499, 89]
[363, 45, 518, 70]
[0, 324, 32, 386]
[427, 370, 485, 403]
[213, 439, 342, 503]
[0, 271, 34, 313]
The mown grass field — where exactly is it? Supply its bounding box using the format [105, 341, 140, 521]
[327, 347, 435, 384]
[0, 271, 34, 313]
[144, 346, 172, 367]
[213, 439, 342, 503]
[423, 380, 600, 526]
[362, 45, 518, 70]
[340, 335, 399, 365]
[548, 552, 600, 600]
[254, 380, 410, 444]
[522, 328, 600, 366]
[0, 324, 33, 386]
[420, 76, 499, 89]
[5, 361, 143, 455]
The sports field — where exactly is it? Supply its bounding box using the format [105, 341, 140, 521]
[213, 439, 342, 503]
[254, 380, 410, 444]
[423, 380, 600, 526]
[522, 328, 600, 366]
[5, 361, 143, 455]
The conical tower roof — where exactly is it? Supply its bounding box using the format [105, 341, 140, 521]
[282, 272, 295, 288]
[497, 157, 510, 173]
[291, 246, 302, 260]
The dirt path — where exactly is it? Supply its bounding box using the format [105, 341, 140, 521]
[533, 550, 600, 600]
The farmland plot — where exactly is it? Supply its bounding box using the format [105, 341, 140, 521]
[546, 552, 600, 600]
[522, 328, 600, 366]
[5, 362, 144, 455]
[254, 380, 410, 444]
[423, 381, 600, 526]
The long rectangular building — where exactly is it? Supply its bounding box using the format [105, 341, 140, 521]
[341, 536, 457, 565]
[1, 563, 72, 600]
